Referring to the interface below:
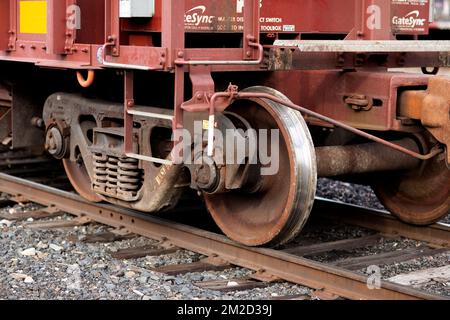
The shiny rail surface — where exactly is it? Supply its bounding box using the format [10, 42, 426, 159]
[0, 172, 447, 300]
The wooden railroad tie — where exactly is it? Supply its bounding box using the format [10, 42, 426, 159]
[81, 231, 136, 243]
[25, 216, 92, 230]
[334, 247, 449, 271]
[195, 270, 281, 292]
[67, 230, 137, 244]
[150, 257, 231, 276]
[388, 265, 450, 287]
[111, 245, 180, 260]
[0, 207, 65, 221]
[283, 234, 384, 256]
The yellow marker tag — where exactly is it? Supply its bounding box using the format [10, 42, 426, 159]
[20, 1, 47, 34]
[202, 120, 210, 130]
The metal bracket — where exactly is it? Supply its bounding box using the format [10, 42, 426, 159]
[7, 29, 16, 51]
[399, 76, 450, 165]
[6, 2, 17, 52]
[101, 42, 158, 70]
[345, 94, 374, 112]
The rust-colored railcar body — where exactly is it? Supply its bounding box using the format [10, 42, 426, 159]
[0, 0, 449, 246]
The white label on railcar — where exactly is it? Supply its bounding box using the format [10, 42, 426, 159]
[283, 25, 295, 32]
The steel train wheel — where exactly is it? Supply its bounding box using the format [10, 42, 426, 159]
[63, 158, 102, 203]
[204, 87, 317, 247]
[373, 149, 450, 226]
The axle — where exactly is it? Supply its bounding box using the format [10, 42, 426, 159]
[315, 138, 422, 177]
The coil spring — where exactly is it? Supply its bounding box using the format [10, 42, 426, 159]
[93, 153, 108, 190]
[106, 157, 119, 191]
[93, 153, 142, 199]
[118, 157, 141, 194]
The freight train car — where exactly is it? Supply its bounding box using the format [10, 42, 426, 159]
[0, 0, 449, 246]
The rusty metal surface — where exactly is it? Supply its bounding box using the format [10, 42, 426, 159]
[209, 87, 443, 161]
[0, 0, 443, 72]
[105, 0, 120, 57]
[46, 0, 75, 55]
[400, 77, 450, 164]
[0, 172, 445, 300]
[422, 77, 450, 164]
[268, 48, 450, 71]
[62, 159, 103, 203]
[373, 152, 450, 226]
[205, 87, 317, 246]
[400, 90, 426, 120]
[274, 40, 450, 52]
[258, 70, 431, 132]
[316, 139, 421, 177]
[44, 93, 184, 213]
[204, 87, 317, 247]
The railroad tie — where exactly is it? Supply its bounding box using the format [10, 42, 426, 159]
[25, 216, 92, 230]
[111, 245, 179, 260]
[80, 231, 136, 244]
[334, 247, 449, 271]
[0, 207, 64, 221]
[283, 234, 384, 256]
[151, 257, 231, 276]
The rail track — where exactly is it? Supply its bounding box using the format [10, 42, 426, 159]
[0, 169, 449, 300]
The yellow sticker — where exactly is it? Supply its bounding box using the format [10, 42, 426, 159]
[202, 120, 209, 130]
[20, 1, 47, 34]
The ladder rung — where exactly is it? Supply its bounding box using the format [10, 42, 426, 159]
[127, 109, 174, 121]
[126, 153, 173, 166]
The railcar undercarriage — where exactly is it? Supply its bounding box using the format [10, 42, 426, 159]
[37, 75, 450, 247]
[0, 0, 449, 246]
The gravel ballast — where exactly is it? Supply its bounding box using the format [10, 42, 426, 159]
[0, 174, 449, 300]
[316, 178, 450, 224]
[0, 202, 311, 300]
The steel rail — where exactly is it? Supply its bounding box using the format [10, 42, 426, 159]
[0, 172, 446, 300]
[314, 198, 450, 248]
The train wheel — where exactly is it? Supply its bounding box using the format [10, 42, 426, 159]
[373, 145, 450, 225]
[63, 157, 102, 203]
[204, 87, 317, 247]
